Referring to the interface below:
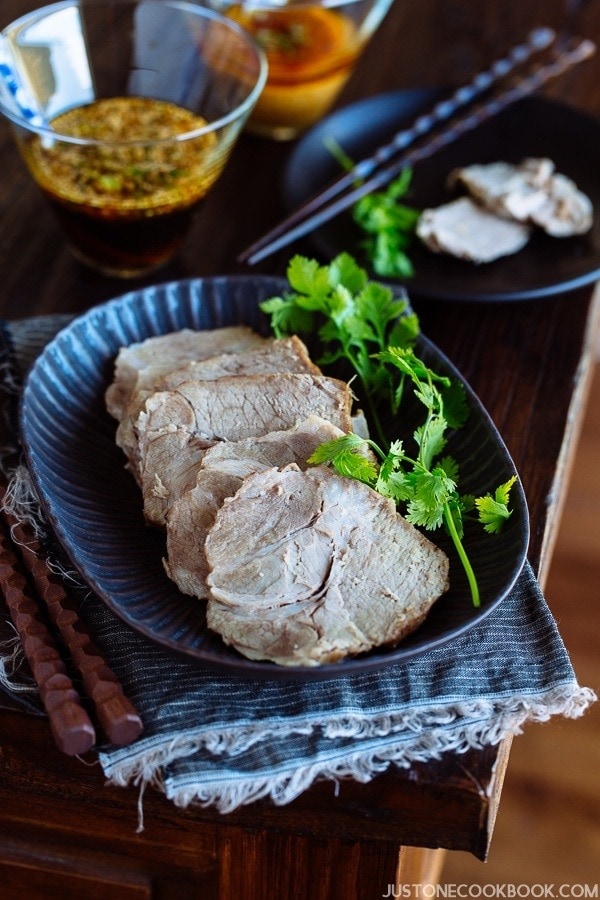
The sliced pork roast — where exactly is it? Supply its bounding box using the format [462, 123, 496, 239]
[164, 416, 346, 598]
[115, 335, 319, 477]
[138, 373, 354, 525]
[416, 196, 531, 264]
[107, 326, 270, 474]
[205, 465, 449, 667]
[449, 157, 593, 237]
[155, 335, 320, 392]
[105, 325, 267, 423]
[418, 157, 593, 263]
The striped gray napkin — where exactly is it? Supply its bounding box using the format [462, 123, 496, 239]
[0, 316, 594, 815]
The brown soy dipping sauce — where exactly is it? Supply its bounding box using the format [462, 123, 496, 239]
[42, 193, 201, 275]
[23, 97, 220, 276]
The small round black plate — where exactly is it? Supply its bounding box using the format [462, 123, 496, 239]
[283, 89, 600, 302]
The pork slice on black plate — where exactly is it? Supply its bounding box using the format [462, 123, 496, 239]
[155, 335, 320, 392]
[164, 415, 347, 599]
[138, 374, 354, 525]
[107, 326, 270, 475]
[205, 465, 450, 667]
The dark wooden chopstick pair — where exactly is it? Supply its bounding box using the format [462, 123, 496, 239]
[0, 526, 96, 756]
[238, 29, 596, 266]
[0, 481, 143, 755]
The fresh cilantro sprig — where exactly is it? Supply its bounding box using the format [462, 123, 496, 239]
[260, 252, 419, 445]
[353, 171, 421, 279]
[308, 348, 517, 608]
[261, 253, 518, 608]
[475, 477, 517, 534]
[324, 137, 420, 278]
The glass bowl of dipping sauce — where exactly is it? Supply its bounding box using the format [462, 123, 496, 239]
[0, 0, 267, 277]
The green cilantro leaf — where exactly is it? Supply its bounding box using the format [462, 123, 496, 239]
[260, 253, 419, 445]
[475, 476, 517, 534]
[259, 295, 314, 338]
[414, 416, 448, 470]
[324, 137, 420, 278]
[307, 433, 378, 485]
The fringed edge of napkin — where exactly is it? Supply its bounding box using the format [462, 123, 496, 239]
[0, 627, 36, 695]
[100, 683, 596, 816]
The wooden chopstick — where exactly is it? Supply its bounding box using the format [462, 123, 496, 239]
[0, 526, 97, 756]
[239, 33, 595, 266]
[0, 487, 144, 747]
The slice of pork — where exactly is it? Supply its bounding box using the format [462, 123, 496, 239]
[138, 373, 354, 525]
[116, 335, 319, 476]
[108, 326, 269, 475]
[155, 335, 320, 392]
[448, 159, 551, 222]
[205, 465, 449, 667]
[528, 171, 594, 237]
[105, 325, 267, 423]
[417, 196, 531, 264]
[164, 416, 346, 598]
[449, 157, 593, 236]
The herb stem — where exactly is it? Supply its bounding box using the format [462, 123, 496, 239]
[361, 386, 389, 449]
[443, 501, 480, 608]
[342, 345, 389, 449]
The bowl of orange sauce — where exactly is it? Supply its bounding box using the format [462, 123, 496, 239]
[213, 0, 394, 140]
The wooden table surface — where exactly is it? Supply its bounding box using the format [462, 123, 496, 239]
[1, 1, 599, 897]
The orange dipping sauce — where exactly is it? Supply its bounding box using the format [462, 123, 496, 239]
[229, 5, 360, 139]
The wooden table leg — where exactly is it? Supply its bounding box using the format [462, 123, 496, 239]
[216, 828, 448, 899]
